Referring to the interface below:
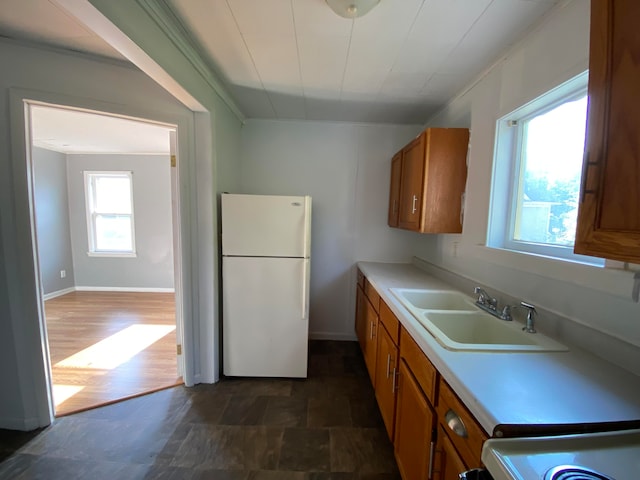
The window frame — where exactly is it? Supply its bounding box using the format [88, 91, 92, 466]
[487, 71, 604, 266]
[84, 170, 137, 257]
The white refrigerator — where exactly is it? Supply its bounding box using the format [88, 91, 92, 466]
[221, 193, 312, 378]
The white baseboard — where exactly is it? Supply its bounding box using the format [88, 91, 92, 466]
[309, 331, 357, 341]
[75, 286, 175, 293]
[43, 287, 75, 301]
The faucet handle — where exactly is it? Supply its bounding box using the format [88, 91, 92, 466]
[500, 305, 513, 321]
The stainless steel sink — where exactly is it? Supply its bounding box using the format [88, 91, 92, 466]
[390, 288, 567, 352]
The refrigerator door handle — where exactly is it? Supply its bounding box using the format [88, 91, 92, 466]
[301, 259, 309, 320]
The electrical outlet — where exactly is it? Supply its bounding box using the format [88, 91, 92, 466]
[60, 270, 66, 278]
[452, 242, 459, 258]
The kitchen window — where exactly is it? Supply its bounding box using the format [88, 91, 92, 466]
[84, 171, 136, 257]
[487, 71, 603, 266]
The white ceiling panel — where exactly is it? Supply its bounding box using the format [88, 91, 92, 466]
[0, 0, 91, 39]
[291, 0, 352, 37]
[229, 85, 277, 118]
[1, 0, 564, 124]
[169, 0, 261, 88]
[439, 0, 559, 75]
[227, 0, 295, 37]
[298, 34, 350, 99]
[269, 91, 307, 119]
[243, 34, 303, 97]
[0, 0, 123, 59]
[391, 0, 492, 77]
[31, 105, 173, 154]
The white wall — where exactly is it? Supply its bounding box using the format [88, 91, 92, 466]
[33, 147, 76, 295]
[240, 120, 425, 339]
[413, 0, 640, 372]
[66, 154, 174, 290]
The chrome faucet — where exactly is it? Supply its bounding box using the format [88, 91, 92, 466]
[474, 286, 538, 333]
[500, 302, 537, 332]
[520, 302, 537, 333]
[474, 286, 497, 311]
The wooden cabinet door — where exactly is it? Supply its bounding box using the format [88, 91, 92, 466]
[363, 298, 378, 384]
[575, 0, 640, 262]
[398, 133, 425, 231]
[394, 359, 435, 480]
[388, 151, 403, 227]
[433, 426, 468, 480]
[421, 129, 469, 233]
[374, 324, 398, 441]
[355, 285, 367, 352]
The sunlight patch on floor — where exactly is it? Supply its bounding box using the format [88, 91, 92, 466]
[52, 384, 85, 407]
[55, 324, 176, 370]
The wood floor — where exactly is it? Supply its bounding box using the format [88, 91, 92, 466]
[44, 291, 182, 416]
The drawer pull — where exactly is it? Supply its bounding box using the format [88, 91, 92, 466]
[444, 409, 468, 438]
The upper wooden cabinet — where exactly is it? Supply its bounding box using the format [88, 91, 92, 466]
[388, 151, 403, 227]
[389, 128, 470, 233]
[575, 0, 640, 262]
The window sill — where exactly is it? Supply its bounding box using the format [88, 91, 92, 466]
[87, 252, 137, 258]
[473, 245, 636, 301]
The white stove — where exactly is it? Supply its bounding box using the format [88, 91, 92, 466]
[481, 428, 640, 480]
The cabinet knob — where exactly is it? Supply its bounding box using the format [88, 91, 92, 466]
[444, 409, 468, 438]
[411, 195, 418, 214]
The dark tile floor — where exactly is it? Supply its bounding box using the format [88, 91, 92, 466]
[0, 341, 400, 479]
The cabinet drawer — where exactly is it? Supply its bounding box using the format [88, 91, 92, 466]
[379, 300, 400, 345]
[364, 278, 380, 313]
[436, 380, 488, 468]
[357, 268, 364, 289]
[399, 328, 437, 403]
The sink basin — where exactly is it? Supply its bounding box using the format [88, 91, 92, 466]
[390, 288, 477, 311]
[419, 311, 568, 352]
[389, 287, 567, 352]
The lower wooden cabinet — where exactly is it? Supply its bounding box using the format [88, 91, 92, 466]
[433, 425, 468, 480]
[374, 323, 399, 440]
[363, 297, 378, 383]
[394, 359, 436, 480]
[354, 273, 489, 480]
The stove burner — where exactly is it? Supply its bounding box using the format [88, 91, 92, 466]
[544, 465, 615, 480]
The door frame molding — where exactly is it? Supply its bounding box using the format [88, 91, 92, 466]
[7, 87, 199, 428]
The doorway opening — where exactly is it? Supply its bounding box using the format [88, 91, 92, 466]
[27, 102, 184, 416]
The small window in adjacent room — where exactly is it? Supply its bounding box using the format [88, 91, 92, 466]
[488, 71, 604, 265]
[84, 171, 136, 256]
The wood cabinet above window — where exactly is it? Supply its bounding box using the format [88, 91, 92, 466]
[388, 128, 470, 234]
[575, 0, 640, 262]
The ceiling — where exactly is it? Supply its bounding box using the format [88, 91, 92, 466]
[30, 105, 173, 154]
[0, 0, 561, 125]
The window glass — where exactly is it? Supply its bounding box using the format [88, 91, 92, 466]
[488, 71, 603, 266]
[85, 172, 135, 255]
[513, 95, 587, 246]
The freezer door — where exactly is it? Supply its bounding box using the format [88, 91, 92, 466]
[221, 194, 311, 257]
[223, 257, 310, 378]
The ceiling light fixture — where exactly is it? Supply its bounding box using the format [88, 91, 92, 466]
[326, 0, 381, 19]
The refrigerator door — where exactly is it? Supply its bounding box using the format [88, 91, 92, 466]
[223, 256, 310, 378]
[221, 194, 311, 258]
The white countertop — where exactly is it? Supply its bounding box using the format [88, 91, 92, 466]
[358, 261, 640, 437]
